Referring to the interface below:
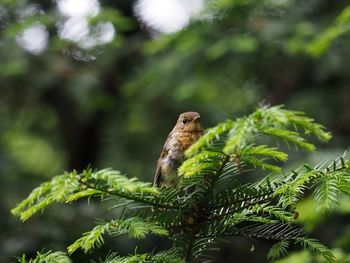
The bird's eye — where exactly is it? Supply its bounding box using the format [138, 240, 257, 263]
[182, 119, 188, 125]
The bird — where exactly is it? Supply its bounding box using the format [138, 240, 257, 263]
[154, 111, 204, 187]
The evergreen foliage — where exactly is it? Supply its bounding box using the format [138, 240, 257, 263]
[12, 105, 350, 262]
[19, 250, 72, 263]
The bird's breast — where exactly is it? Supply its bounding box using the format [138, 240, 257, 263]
[177, 131, 202, 151]
[165, 131, 201, 161]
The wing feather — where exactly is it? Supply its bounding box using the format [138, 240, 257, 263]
[154, 132, 173, 186]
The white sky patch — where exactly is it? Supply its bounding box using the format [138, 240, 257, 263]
[57, 0, 100, 18]
[134, 0, 204, 34]
[94, 22, 115, 43]
[56, 0, 115, 50]
[58, 17, 89, 42]
[16, 23, 49, 55]
[59, 19, 115, 49]
[78, 21, 115, 48]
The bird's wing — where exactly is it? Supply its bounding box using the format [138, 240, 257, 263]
[154, 161, 162, 186]
[154, 132, 173, 186]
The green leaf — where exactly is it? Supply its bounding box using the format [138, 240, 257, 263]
[267, 240, 290, 260]
[261, 127, 315, 151]
[313, 175, 340, 211]
[68, 218, 168, 254]
[185, 120, 233, 157]
[18, 250, 71, 263]
[307, 6, 350, 57]
[240, 155, 282, 172]
[66, 189, 103, 203]
[240, 144, 288, 162]
[296, 238, 336, 262]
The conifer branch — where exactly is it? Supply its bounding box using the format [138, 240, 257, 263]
[18, 250, 71, 263]
[12, 105, 349, 262]
[68, 217, 168, 254]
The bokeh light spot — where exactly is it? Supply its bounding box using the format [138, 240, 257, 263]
[16, 23, 49, 55]
[57, 0, 100, 18]
[134, 0, 203, 34]
[58, 17, 89, 42]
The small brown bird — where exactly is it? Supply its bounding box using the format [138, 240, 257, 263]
[154, 112, 204, 187]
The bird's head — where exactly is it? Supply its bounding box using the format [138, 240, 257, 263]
[175, 111, 203, 132]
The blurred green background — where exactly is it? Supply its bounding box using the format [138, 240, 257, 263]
[1, 0, 350, 262]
